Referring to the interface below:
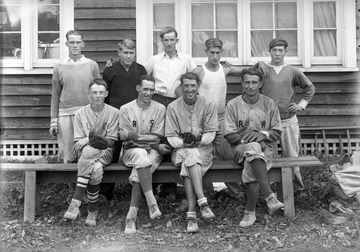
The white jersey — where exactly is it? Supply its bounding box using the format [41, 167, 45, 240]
[198, 63, 227, 116]
[119, 100, 166, 147]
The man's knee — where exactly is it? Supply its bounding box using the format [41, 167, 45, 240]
[89, 161, 104, 185]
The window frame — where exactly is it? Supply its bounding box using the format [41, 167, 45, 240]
[0, 0, 74, 72]
[136, 0, 357, 71]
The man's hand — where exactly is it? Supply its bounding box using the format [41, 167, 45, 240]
[256, 61, 269, 77]
[118, 128, 129, 141]
[288, 103, 303, 113]
[183, 141, 199, 148]
[158, 144, 172, 155]
[242, 131, 267, 143]
[220, 60, 232, 68]
[72, 138, 88, 155]
[105, 57, 115, 68]
[49, 125, 58, 138]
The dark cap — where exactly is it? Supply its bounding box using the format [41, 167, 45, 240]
[89, 131, 108, 150]
[269, 38, 288, 50]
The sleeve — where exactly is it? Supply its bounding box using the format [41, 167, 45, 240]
[188, 57, 197, 72]
[102, 68, 112, 105]
[93, 61, 101, 79]
[294, 69, 315, 110]
[199, 131, 216, 146]
[167, 136, 184, 148]
[145, 57, 154, 75]
[224, 101, 239, 136]
[119, 106, 136, 132]
[150, 105, 166, 137]
[267, 100, 282, 142]
[203, 102, 218, 133]
[165, 104, 180, 137]
[138, 63, 147, 76]
[50, 66, 61, 120]
[105, 109, 119, 141]
[73, 111, 86, 142]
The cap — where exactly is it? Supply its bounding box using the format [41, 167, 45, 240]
[269, 38, 288, 50]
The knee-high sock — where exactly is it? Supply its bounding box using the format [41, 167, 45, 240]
[73, 175, 90, 202]
[126, 183, 142, 220]
[87, 183, 100, 212]
[137, 167, 157, 207]
[249, 159, 272, 198]
[245, 182, 259, 211]
[188, 164, 205, 201]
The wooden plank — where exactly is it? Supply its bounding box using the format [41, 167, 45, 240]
[298, 115, 360, 128]
[0, 96, 51, 107]
[0, 107, 50, 118]
[75, 19, 136, 30]
[1, 84, 51, 95]
[0, 129, 52, 140]
[80, 30, 136, 41]
[0, 75, 52, 85]
[297, 107, 360, 116]
[1, 118, 49, 129]
[75, 9, 135, 19]
[281, 168, 295, 217]
[24, 171, 36, 222]
[75, 0, 135, 8]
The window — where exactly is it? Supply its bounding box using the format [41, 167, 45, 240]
[136, 0, 357, 70]
[0, 0, 74, 71]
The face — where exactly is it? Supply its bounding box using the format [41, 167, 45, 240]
[269, 45, 286, 65]
[137, 80, 155, 104]
[118, 47, 136, 67]
[181, 78, 199, 103]
[206, 46, 222, 65]
[242, 74, 262, 98]
[161, 32, 178, 55]
[89, 84, 108, 106]
[66, 34, 84, 57]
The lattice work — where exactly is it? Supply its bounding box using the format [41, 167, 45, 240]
[299, 138, 360, 157]
[0, 140, 58, 160]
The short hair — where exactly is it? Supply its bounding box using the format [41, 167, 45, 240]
[160, 26, 178, 39]
[118, 39, 136, 51]
[138, 75, 155, 86]
[240, 68, 263, 82]
[180, 72, 201, 85]
[89, 78, 108, 90]
[66, 30, 83, 40]
[205, 38, 223, 50]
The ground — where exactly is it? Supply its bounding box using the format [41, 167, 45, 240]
[1, 155, 360, 252]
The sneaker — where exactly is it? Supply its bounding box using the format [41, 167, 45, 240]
[266, 193, 285, 215]
[187, 219, 199, 233]
[149, 204, 162, 220]
[239, 210, 256, 227]
[124, 219, 136, 235]
[85, 210, 98, 226]
[200, 204, 215, 220]
[63, 200, 80, 220]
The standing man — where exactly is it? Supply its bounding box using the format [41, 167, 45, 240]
[224, 68, 284, 227]
[49, 30, 100, 199]
[256, 38, 315, 189]
[63, 78, 119, 226]
[165, 72, 218, 233]
[119, 75, 170, 235]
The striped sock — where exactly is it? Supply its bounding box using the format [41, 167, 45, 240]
[73, 175, 90, 201]
[87, 184, 100, 212]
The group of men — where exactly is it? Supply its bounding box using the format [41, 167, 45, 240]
[50, 26, 315, 234]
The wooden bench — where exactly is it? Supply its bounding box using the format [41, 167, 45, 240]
[0, 156, 322, 222]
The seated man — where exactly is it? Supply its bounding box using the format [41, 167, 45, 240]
[224, 68, 284, 227]
[165, 72, 218, 233]
[119, 75, 171, 235]
[63, 78, 119, 226]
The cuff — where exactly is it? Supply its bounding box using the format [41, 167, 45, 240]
[298, 99, 309, 110]
[128, 131, 138, 141]
[50, 118, 58, 127]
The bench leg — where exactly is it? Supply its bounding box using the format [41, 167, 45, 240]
[277, 182, 284, 203]
[24, 171, 36, 222]
[36, 183, 40, 213]
[281, 167, 295, 217]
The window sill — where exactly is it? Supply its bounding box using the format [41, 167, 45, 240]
[0, 68, 54, 75]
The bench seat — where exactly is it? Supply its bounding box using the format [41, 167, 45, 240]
[0, 156, 322, 222]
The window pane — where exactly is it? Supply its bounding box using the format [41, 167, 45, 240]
[277, 30, 297, 56]
[37, 2, 60, 59]
[192, 31, 213, 57]
[314, 2, 336, 28]
[217, 31, 237, 57]
[251, 31, 272, 57]
[153, 4, 174, 29]
[250, 3, 272, 29]
[314, 30, 336, 56]
[216, 4, 237, 29]
[0, 2, 21, 59]
[192, 3, 213, 29]
[275, 2, 296, 29]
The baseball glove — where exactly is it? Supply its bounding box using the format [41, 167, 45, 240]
[180, 132, 197, 144]
[89, 131, 108, 150]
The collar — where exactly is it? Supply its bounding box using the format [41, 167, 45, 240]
[162, 51, 180, 59]
[64, 55, 85, 63]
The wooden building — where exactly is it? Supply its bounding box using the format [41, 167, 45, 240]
[1, 0, 360, 159]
